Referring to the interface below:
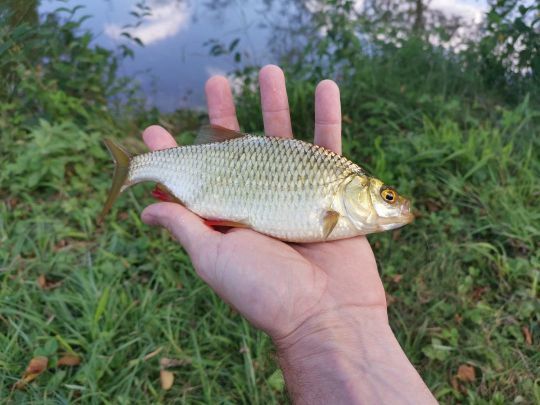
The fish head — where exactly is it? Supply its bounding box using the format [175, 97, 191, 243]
[343, 175, 414, 233]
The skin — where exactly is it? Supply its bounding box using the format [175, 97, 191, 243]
[141, 65, 436, 404]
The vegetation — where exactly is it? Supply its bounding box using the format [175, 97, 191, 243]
[1, 0, 538, 403]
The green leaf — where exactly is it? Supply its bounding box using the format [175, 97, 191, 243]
[228, 38, 240, 52]
[267, 369, 284, 391]
[94, 286, 110, 324]
[34, 337, 58, 357]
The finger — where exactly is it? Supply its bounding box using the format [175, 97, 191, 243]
[314, 80, 341, 154]
[205, 76, 240, 130]
[141, 202, 220, 282]
[142, 125, 178, 150]
[259, 65, 293, 138]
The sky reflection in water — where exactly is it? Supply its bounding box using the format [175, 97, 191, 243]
[39, 0, 487, 111]
[40, 0, 279, 111]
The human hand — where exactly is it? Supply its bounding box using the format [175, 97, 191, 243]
[141, 65, 386, 340]
[141, 65, 435, 403]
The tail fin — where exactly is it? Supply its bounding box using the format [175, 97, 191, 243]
[98, 139, 132, 224]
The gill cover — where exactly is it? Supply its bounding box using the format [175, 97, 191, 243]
[342, 175, 374, 226]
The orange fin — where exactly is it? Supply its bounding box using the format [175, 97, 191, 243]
[194, 125, 247, 145]
[204, 219, 248, 228]
[151, 184, 183, 204]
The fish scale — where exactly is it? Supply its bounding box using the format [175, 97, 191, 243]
[100, 126, 413, 242]
[126, 135, 361, 242]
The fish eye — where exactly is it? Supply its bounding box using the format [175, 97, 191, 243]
[380, 187, 397, 204]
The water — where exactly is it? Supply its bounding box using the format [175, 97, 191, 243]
[39, 0, 283, 111]
[37, 0, 489, 111]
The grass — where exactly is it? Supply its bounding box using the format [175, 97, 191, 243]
[1, 94, 538, 403]
[0, 119, 287, 403]
[1, 3, 539, 404]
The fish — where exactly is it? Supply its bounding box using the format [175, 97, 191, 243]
[99, 125, 414, 243]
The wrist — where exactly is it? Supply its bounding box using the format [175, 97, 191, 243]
[273, 306, 436, 404]
[274, 306, 392, 403]
[274, 305, 390, 357]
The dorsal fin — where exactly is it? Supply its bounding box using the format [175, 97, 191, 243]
[194, 125, 246, 145]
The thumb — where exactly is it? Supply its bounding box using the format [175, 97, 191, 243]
[141, 202, 219, 275]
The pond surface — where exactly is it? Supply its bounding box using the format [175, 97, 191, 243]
[38, 0, 488, 111]
[39, 0, 284, 111]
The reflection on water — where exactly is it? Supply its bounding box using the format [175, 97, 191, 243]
[104, 1, 190, 45]
[25, 0, 487, 111]
[38, 0, 282, 111]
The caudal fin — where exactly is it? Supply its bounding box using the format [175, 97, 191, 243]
[98, 139, 132, 224]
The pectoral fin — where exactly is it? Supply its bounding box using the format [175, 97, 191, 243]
[322, 210, 340, 240]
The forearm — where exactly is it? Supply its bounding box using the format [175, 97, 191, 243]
[274, 307, 437, 405]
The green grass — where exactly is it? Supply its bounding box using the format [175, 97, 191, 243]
[1, 3, 539, 403]
[0, 119, 287, 403]
[1, 96, 538, 403]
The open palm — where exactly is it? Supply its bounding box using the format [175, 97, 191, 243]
[141, 65, 386, 341]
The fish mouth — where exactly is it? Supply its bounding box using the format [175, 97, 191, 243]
[374, 200, 414, 226]
[399, 200, 415, 224]
[385, 213, 414, 225]
[376, 213, 414, 226]
[399, 212, 415, 224]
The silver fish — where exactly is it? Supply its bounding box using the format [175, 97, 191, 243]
[100, 126, 413, 242]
